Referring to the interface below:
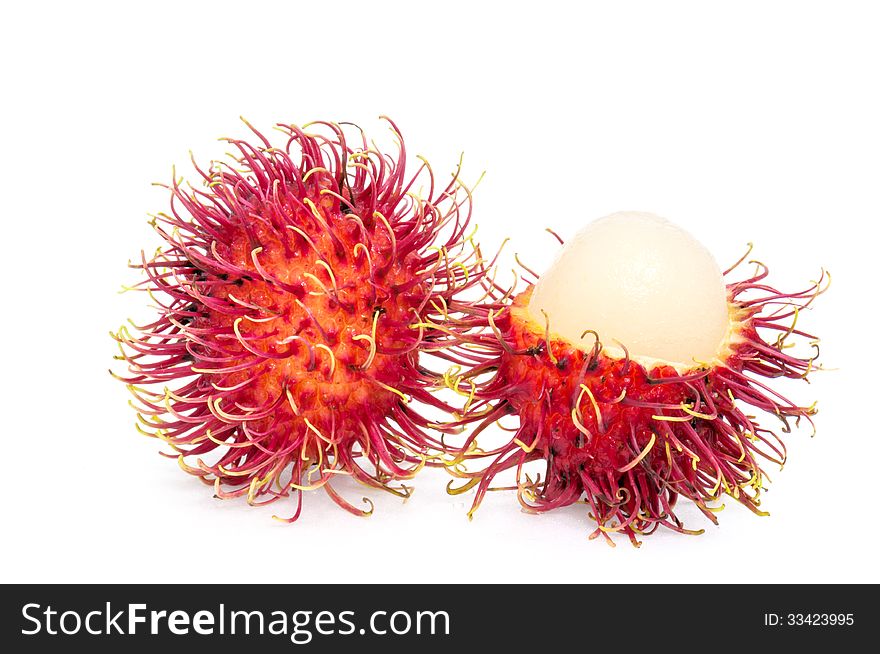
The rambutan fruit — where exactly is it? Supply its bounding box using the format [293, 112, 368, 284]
[446, 211, 827, 545]
[111, 118, 487, 520]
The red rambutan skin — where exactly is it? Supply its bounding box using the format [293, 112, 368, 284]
[112, 118, 487, 520]
[446, 256, 826, 545]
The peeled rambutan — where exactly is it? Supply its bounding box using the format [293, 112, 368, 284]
[111, 118, 487, 520]
[445, 211, 827, 545]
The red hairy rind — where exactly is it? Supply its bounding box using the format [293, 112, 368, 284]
[444, 253, 827, 546]
[111, 118, 487, 519]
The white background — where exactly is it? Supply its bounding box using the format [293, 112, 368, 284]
[1, 1, 877, 584]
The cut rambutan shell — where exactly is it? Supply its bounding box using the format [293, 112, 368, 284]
[445, 212, 827, 546]
[111, 118, 488, 520]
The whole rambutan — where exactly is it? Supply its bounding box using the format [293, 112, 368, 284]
[445, 211, 827, 545]
[111, 118, 487, 520]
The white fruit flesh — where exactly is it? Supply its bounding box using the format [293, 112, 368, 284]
[527, 211, 730, 368]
